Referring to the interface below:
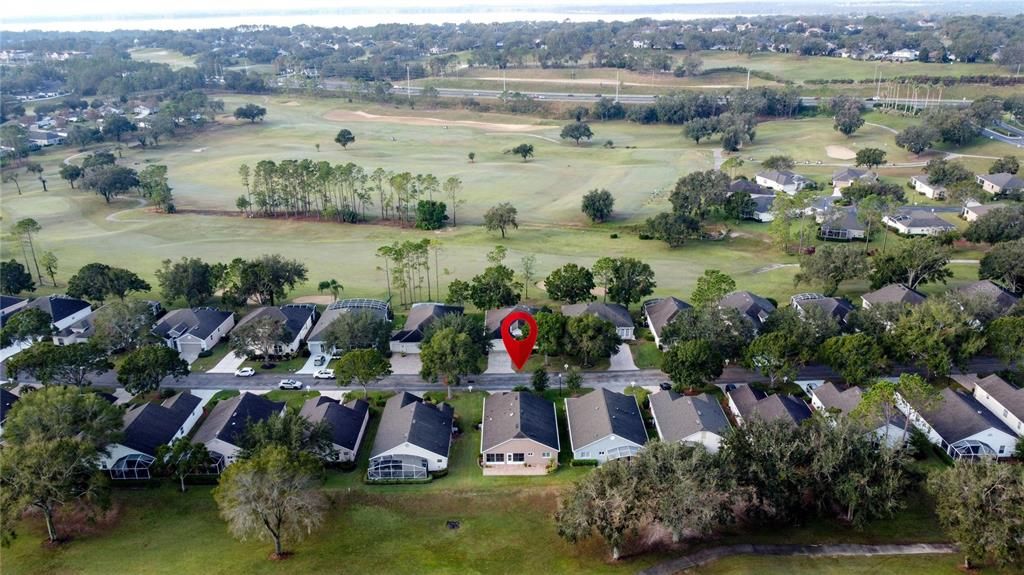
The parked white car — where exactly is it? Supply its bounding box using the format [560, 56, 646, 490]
[234, 367, 255, 377]
[278, 379, 303, 390]
[313, 369, 335, 380]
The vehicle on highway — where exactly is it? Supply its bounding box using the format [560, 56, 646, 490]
[314, 355, 327, 367]
[538, 95, 545, 99]
[313, 369, 335, 380]
[234, 367, 255, 377]
[473, 92, 480, 96]
[659, 382, 672, 391]
[278, 379, 303, 390]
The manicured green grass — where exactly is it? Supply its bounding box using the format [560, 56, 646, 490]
[241, 355, 308, 374]
[188, 342, 234, 372]
[128, 47, 197, 69]
[686, 554, 970, 575]
[263, 389, 319, 410]
[204, 389, 239, 411]
[631, 340, 663, 369]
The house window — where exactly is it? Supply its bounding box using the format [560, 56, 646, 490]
[485, 453, 503, 463]
[509, 453, 525, 463]
[542, 452, 552, 459]
[436, 459, 442, 463]
[579, 451, 589, 457]
[999, 446, 1005, 454]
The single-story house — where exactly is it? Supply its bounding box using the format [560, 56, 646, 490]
[26, 294, 92, 333]
[818, 206, 867, 241]
[368, 392, 454, 480]
[562, 302, 635, 341]
[643, 296, 692, 349]
[955, 280, 1020, 316]
[976, 173, 1024, 195]
[390, 303, 463, 354]
[961, 202, 1009, 223]
[0, 295, 29, 323]
[565, 388, 648, 464]
[718, 291, 775, 332]
[484, 305, 540, 343]
[791, 294, 855, 327]
[53, 313, 96, 346]
[807, 382, 905, 446]
[27, 130, 64, 146]
[100, 392, 204, 480]
[727, 386, 812, 427]
[954, 373, 1024, 438]
[649, 391, 731, 453]
[882, 209, 956, 236]
[481, 391, 560, 474]
[745, 194, 776, 222]
[898, 387, 1018, 460]
[192, 392, 285, 470]
[909, 175, 945, 199]
[234, 303, 317, 357]
[0, 388, 19, 438]
[755, 170, 810, 195]
[832, 168, 877, 194]
[152, 307, 235, 356]
[728, 178, 767, 196]
[861, 283, 926, 309]
[306, 298, 391, 357]
[299, 396, 370, 463]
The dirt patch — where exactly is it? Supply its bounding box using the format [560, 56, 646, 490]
[280, 101, 301, 107]
[753, 263, 799, 274]
[536, 280, 606, 297]
[323, 109, 548, 132]
[293, 295, 334, 305]
[825, 145, 856, 160]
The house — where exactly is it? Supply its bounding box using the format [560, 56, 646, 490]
[26, 130, 64, 146]
[791, 294, 855, 326]
[192, 392, 285, 470]
[299, 396, 370, 462]
[484, 305, 540, 343]
[740, 194, 776, 222]
[890, 49, 919, 62]
[306, 298, 391, 357]
[152, 307, 235, 357]
[755, 170, 809, 194]
[480, 392, 560, 474]
[0, 388, 19, 438]
[727, 386, 812, 427]
[100, 392, 203, 479]
[565, 388, 648, 464]
[368, 392, 454, 480]
[562, 302, 635, 341]
[643, 296, 692, 349]
[961, 202, 1009, 223]
[861, 284, 926, 309]
[976, 173, 1024, 195]
[883, 208, 957, 236]
[718, 290, 775, 332]
[53, 312, 96, 346]
[818, 206, 867, 240]
[832, 168, 877, 194]
[807, 382, 905, 446]
[954, 374, 1024, 438]
[390, 303, 463, 354]
[25, 294, 92, 333]
[728, 178, 767, 196]
[910, 175, 945, 199]
[234, 304, 317, 357]
[955, 280, 1020, 315]
[649, 391, 731, 453]
[0, 295, 29, 323]
[898, 387, 1018, 459]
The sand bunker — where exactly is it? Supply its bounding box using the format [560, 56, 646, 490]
[324, 109, 547, 132]
[536, 280, 606, 297]
[826, 145, 857, 160]
[280, 101, 301, 106]
[293, 295, 335, 305]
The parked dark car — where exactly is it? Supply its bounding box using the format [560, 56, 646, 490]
[659, 382, 672, 391]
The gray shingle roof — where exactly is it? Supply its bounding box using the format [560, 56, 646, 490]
[886, 208, 956, 231]
[964, 203, 1011, 219]
[914, 388, 1014, 443]
[561, 302, 634, 329]
[120, 392, 202, 456]
[832, 167, 875, 183]
[820, 206, 867, 233]
[307, 299, 391, 344]
[391, 303, 463, 344]
[974, 374, 1024, 421]
[370, 392, 454, 458]
[26, 295, 90, 324]
[482, 392, 559, 452]
[565, 388, 648, 451]
[299, 396, 369, 451]
[729, 386, 811, 426]
[956, 280, 1020, 312]
[718, 291, 775, 330]
[757, 170, 806, 186]
[979, 173, 1024, 190]
[729, 179, 766, 195]
[484, 305, 540, 340]
[643, 297, 691, 341]
[192, 392, 284, 449]
[235, 304, 316, 340]
[153, 307, 233, 341]
[861, 284, 926, 307]
[811, 382, 863, 414]
[650, 391, 731, 443]
[749, 194, 775, 213]
[795, 296, 854, 323]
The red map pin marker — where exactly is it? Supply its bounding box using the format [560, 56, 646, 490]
[501, 310, 538, 370]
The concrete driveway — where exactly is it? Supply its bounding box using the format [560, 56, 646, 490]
[389, 354, 423, 375]
[485, 350, 515, 374]
[608, 345, 638, 372]
[181, 352, 200, 366]
[297, 354, 328, 375]
[207, 352, 248, 374]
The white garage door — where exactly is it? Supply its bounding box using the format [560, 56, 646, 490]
[177, 341, 204, 356]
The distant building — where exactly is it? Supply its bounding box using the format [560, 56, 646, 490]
[233, 304, 317, 357]
[791, 293, 855, 327]
[909, 175, 945, 199]
[649, 391, 731, 453]
[961, 202, 1009, 223]
[976, 173, 1024, 195]
[561, 302, 635, 341]
[727, 386, 812, 427]
[861, 284, 926, 309]
[718, 291, 775, 332]
[643, 296, 692, 349]
[306, 298, 391, 358]
[831, 168, 877, 195]
[755, 170, 810, 195]
[390, 303, 463, 354]
[565, 389, 648, 464]
[882, 208, 956, 236]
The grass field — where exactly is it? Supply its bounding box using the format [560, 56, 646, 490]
[128, 48, 197, 69]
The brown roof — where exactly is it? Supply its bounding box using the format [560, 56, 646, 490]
[643, 297, 691, 340]
[811, 382, 863, 414]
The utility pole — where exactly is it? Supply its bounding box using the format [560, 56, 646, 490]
[875, 62, 881, 99]
[615, 70, 620, 102]
[746, 68, 751, 90]
[406, 64, 411, 100]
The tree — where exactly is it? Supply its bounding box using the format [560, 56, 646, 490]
[483, 202, 519, 239]
[669, 169, 731, 221]
[519, 254, 537, 299]
[535, 311, 568, 359]
[214, 446, 327, 558]
[895, 125, 936, 155]
[690, 270, 736, 308]
[420, 326, 484, 399]
[818, 334, 887, 386]
[116, 344, 190, 394]
[560, 122, 594, 145]
[869, 240, 952, 290]
[155, 257, 221, 307]
[468, 152, 476, 163]
[929, 462, 1024, 570]
[989, 156, 1019, 175]
[2, 171, 21, 194]
[101, 114, 136, 142]
[531, 367, 549, 392]
[986, 316, 1024, 368]
[978, 239, 1024, 294]
[233, 103, 267, 123]
[794, 244, 869, 296]
[662, 340, 724, 391]
[414, 199, 448, 230]
[443, 176, 465, 226]
[889, 299, 986, 377]
[322, 310, 391, 355]
[854, 148, 886, 170]
[81, 166, 140, 203]
[0, 259, 34, 294]
[221, 255, 308, 306]
[5, 342, 112, 387]
[545, 264, 596, 304]
[923, 158, 972, 187]
[682, 117, 717, 144]
[556, 460, 645, 560]
[241, 411, 334, 461]
[139, 164, 174, 212]
[581, 189, 615, 223]
[317, 279, 343, 301]
[564, 314, 622, 368]
[59, 164, 83, 189]
[13, 218, 43, 286]
[91, 300, 155, 352]
[604, 257, 656, 307]
[104, 267, 151, 300]
[965, 206, 1024, 244]
[334, 128, 355, 148]
[761, 155, 795, 171]
[509, 143, 534, 161]
[565, 367, 583, 392]
[0, 307, 51, 348]
[335, 348, 392, 397]
[643, 212, 700, 248]
[25, 162, 47, 192]
[66, 263, 150, 302]
[453, 264, 522, 310]
[833, 105, 864, 137]
[155, 438, 210, 493]
[682, 51, 703, 76]
[660, 306, 754, 362]
[231, 316, 291, 360]
[39, 251, 58, 287]
[744, 331, 801, 386]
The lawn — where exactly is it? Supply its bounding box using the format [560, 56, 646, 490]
[128, 47, 197, 69]
[631, 340, 663, 369]
[240, 355, 308, 375]
[685, 554, 973, 575]
[263, 389, 320, 410]
[188, 342, 234, 372]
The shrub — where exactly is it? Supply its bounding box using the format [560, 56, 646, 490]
[609, 233, 619, 239]
[570, 459, 599, 467]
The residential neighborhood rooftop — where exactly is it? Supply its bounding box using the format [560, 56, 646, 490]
[307, 298, 391, 345]
[861, 284, 927, 307]
[26, 294, 90, 324]
[371, 392, 454, 458]
[153, 307, 233, 342]
[911, 388, 1015, 444]
[956, 280, 1020, 312]
[643, 296, 691, 341]
[562, 302, 633, 329]
[299, 396, 370, 451]
[120, 392, 202, 456]
[484, 305, 540, 340]
[481, 391, 559, 452]
[235, 304, 316, 338]
[649, 391, 731, 443]
[191, 392, 284, 448]
[729, 386, 811, 426]
[718, 291, 775, 329]
[565, 388, 648, 451]
[391, 303, 463, 344]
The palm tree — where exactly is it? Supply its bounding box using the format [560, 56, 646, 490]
[14, 219, 43, 286]
[317, 279, 343, 301]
